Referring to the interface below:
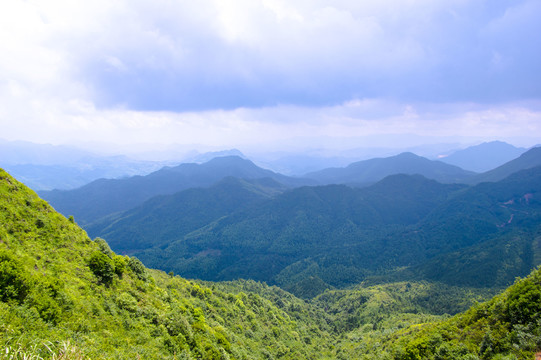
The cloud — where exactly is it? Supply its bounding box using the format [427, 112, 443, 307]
[3, 0, 536, 112]
[0, 0, 540, 151]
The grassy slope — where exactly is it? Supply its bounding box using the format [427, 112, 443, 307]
[0, 168, 337, 359]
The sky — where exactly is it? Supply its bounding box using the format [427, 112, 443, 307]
[1, 0, 540, 153]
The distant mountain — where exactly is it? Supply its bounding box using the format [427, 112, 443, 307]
[183, 149, 246, 163]
[0, 139, 93, 165]
[87, 176, 287, 253]
[126, 167, 541, 296]
[40, 156, 314, 225]
[439, 141, 526, 172]
[257, 154, 355, 176]
[304, 152, 476, 186]
[469, 146, 541, 184]
[129, 175, 466, 290]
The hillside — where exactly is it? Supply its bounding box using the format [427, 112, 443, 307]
[127, 167, 541, 297]
[40, 156, 313, 225]
[0, 167, 341, 359]
[370, 267, 541, 359]
[439, 141, 526, 172]
[3, 167, 541, 359]
[130, 175, 467, 293]
[470, 146, 541, 184]
[86, 177, 287, 253]
[305, 152, 475, 186]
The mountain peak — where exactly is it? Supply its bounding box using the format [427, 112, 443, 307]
[440, 141, 525, 172]
[307, 152, 474, 186]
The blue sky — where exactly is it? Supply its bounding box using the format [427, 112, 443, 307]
[1, 0, 540, 152]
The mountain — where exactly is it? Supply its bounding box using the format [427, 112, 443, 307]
[0, 166, 341, 359]
[127, 167, 541, 296]
[3, 166, 541, 360]
[40, 156, 314, 225]
[182, 148, 246, 163]
[87, 176, 287, 253]
[470, 146, 541, 184]
[305, 152, 476, 186]
[129, 175, 466, 290]
[439, 141, 526, 172]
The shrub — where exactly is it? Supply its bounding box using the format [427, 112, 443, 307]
[88, 251, 115, 285]
[0, 251, 29, 303]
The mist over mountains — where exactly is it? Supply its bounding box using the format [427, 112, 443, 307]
[2, 139, 531, 191]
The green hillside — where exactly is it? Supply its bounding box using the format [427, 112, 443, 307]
[133, 175, 463, 291]
[0, 168, 335, 359]
[86, 177, 286, 253]
[3, 167, 541, 360]
[371, 267, 541, 360]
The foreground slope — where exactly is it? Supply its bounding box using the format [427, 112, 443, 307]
[370, 267, 541, 360]
[0, 168, 336, 359]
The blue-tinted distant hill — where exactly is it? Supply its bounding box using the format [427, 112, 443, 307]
[40, 156, 315, 225]
[469, 146, 541, 184]
[304, 152, 476, 186]
[439, 141, 526, 172]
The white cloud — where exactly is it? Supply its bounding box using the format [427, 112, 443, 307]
[0, 0, 540, 152]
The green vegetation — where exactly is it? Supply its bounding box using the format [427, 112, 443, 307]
[0, 168, 337, 359]
[4, 164, 541, 359]
[86, 177, 284, 253]
[127, 167, 541, 297]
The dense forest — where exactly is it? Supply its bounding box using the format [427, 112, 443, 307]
[84, 163, 541, 298]
[3, 160, 541, 359]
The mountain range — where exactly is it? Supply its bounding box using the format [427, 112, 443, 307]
[40, 156, 314, 225]
[68, 147, 537, 297]
[2, 158, 541, 359]
[41, 149, 484, 226]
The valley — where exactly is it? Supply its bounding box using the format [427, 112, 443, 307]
[1, 143, 541, 359]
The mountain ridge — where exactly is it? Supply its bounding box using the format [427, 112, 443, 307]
[305, 151, 476, 186]
[40, 156, 314, 225]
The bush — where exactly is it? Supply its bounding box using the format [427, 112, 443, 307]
[88, 251, 115, 285]
[128, 257, 148, 281]
[0, 251, 29, 303]
[113, 255, 127, 277]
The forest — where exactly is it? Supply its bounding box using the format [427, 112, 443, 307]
[2, 160, 541, 359]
